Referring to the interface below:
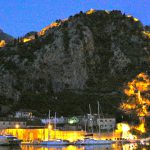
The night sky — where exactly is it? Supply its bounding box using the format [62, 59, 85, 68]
[0, 0, 149, 37]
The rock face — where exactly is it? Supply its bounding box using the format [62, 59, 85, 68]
[0, 10, 150, 115]
[0, 29, 13, 42]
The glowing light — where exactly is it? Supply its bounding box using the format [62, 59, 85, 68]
[39, 22, 59, 36]
[48, 124, 52, 130]
[23, 38, 32, 43]
[0, 40, 6, 47]
[116, 123, 137, 140]
[120, 72, 150, 133]
[86, 9, 96, 15]
[134, 122, 146, 133]
[5, 128, 86, 142]
[121, 72, 150, 116]
[143, 31, 150, 39]
[15, 124, 20, 129]
[68, 120, 74, 124]
[127, 15, 139, 22]
[68, 117, 79, 124]
[133, 18, 139, 22]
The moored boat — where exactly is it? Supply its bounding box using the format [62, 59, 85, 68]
[40, 139, 70, 145]
[74, 138, 113, 145]
[0, 135, 21, 146]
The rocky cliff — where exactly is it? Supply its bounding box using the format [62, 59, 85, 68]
[0, 29, 13, 42]
[0, 10, 150, 116]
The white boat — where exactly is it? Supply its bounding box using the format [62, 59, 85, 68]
[74, 138, 113, 145]
[21, 139, 41, 145]
[0, 135, 21, 146]
[40, 139, 70, 145]
[40, 111, 70, 146]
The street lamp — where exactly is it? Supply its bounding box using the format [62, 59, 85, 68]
[48, 124, 52, 130]
[15, 124, 20, 129]
[15, 124, 20, 137]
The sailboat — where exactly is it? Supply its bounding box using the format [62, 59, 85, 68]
[74, 102, 113, 145]
[40, 111, 70, 146]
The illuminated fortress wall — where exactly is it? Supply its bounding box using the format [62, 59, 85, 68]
[2, 128, 121, 142]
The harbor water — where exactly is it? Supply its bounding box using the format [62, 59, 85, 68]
[0, 143, 150, 150]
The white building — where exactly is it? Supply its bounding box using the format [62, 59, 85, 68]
[41, 116, 66, 124]
[15, 109, 33, 119]
[85, 114, 116, 131]
[97, 118, 116, 130]
[0, 121, 26, 129]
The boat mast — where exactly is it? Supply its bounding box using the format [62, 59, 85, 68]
[48, 110, 51, 140]
[54, 112, 57, 130]
[53, 112, 57, 139]
[97, 101, 101, 136]
[89, 104, 93, 133]
[84, 115, 87, 133]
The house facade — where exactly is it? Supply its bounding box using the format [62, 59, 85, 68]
[0, 121, 26, 129]
[15, 109, 34, 119]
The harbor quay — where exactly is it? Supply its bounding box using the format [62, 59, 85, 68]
[1, 128, 121, 142]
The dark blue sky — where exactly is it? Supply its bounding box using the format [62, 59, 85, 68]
[0, 0, 149, 37]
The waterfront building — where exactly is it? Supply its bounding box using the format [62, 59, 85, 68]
[41, 114, 116, 131]
[80, 114, 116, 131]
[41, 116, 66, 124]
[4, 128, 120, 142]
[15, 109, 35, 119]
[97, 118, 116, 130]
[0, 120, 26, 129]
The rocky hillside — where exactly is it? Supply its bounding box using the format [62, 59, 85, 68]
[0, 10, 150, 117]
[0, 29, 13, 42]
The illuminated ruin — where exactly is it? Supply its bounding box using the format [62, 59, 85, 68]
[0, 40, 6, 47]
[120, 72, 150, 133]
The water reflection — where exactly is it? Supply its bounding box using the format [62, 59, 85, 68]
[0, 143, 150, 150]
[0, 146, 21, 150]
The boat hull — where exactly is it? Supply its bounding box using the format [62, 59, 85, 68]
[41, 140, 70, 146]
[0, 135, 21, 146]
[75, 139, 113, 145]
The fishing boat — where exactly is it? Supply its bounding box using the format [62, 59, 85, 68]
[40, 111, 70, 146]
[40, 139, 70, 145]
[0, 135, 21, 146]
[74, 138, 113, 145]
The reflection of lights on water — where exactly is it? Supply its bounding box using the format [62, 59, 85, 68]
[21, 145, 84, 150]
[122, 143, 138, 150]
